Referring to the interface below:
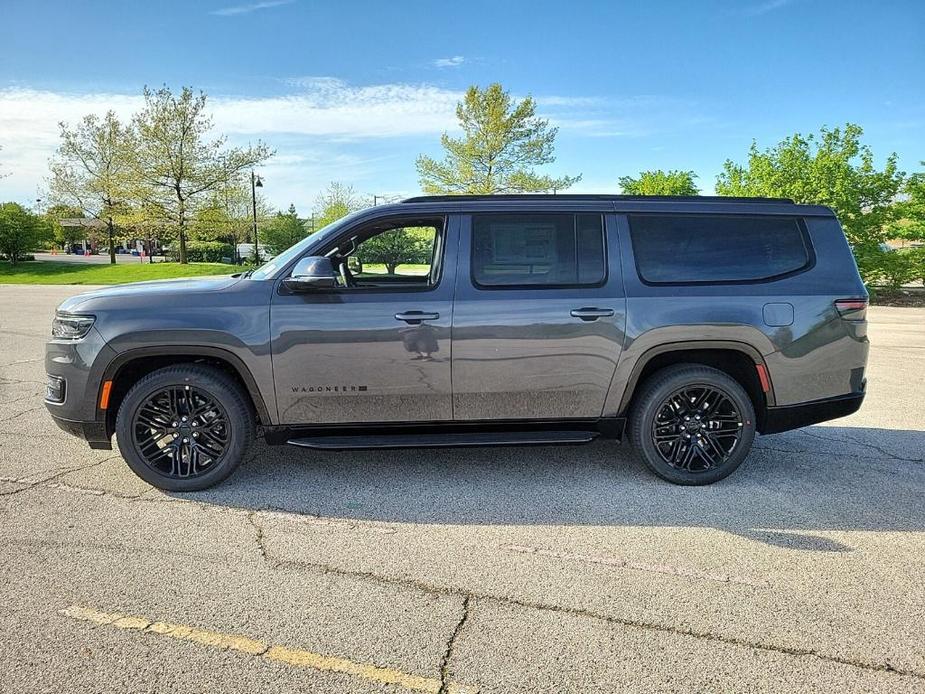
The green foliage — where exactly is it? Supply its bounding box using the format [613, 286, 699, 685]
[619, 170, 699, 196]
[859, 247, 925, 290]
[416, 83, 580, 194]
[356, 228, 433, 274]
[168, 240, 233, 263]
[716, 124, 904, 282]
[0, 202, 52, 264]
[261, 204, 308, 255]
[890, 163, 925, 243]
[314, 182, 363, 228]
[44, 204, 85, 247]
[48, 111, 135, 263]
[130, 86, 273, 263]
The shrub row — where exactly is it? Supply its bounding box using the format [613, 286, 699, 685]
[167, 240, 234, 263]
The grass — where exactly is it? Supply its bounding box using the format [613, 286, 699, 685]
[0, 260, 235, 285]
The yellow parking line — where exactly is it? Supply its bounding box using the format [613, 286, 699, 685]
[61, 605, 477, 694]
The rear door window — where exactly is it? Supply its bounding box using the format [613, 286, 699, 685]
[471, 213, 606, 288]
[628, 215, 811, 283]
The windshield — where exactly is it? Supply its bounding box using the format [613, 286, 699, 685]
[248, 209, 368, 280]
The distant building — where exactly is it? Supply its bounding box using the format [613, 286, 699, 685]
[57, 218, 163, 256]
[57, 218, 106, 254]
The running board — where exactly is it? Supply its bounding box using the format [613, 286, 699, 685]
[287, 430, 598, 450]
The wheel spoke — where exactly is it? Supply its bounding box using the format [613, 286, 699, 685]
[132, 385, 229, 480]
[651, 383, 743, 473]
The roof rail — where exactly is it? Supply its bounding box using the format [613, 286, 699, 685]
[401, 194, 796, 204]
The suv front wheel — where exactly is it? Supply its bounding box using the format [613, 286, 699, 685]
[629, 364, 756, 485]
[115, 364, 255, 491]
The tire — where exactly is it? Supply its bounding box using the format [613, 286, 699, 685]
[115, 364, 255, 491]
[628, 364, 756, 485]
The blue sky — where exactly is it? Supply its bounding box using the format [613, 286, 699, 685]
[1, 0, 923, 211]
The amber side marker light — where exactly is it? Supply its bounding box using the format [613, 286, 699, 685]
[755, 364, 771, 393]
[99, 380, 113, 409]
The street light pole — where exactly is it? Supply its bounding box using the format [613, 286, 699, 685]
[250, 170, 263, 265]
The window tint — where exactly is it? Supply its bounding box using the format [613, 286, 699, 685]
[472, 213, 606, 287]
[629, 215, 810, 283]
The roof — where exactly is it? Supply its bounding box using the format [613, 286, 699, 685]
[386, 194, 833, 218]
[402, 194, 796, 204]
[58, 217, 107, 228]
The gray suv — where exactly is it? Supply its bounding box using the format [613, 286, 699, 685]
[44, 195, 869, 490]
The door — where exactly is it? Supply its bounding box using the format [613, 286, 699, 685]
[451, 211, 625, 421]
[270, 215, 457, 425]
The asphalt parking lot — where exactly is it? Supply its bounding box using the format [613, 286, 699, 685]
[1, 285, 923, 693]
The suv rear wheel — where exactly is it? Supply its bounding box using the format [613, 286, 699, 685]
[115, 364, 255, 491]
[629, 364, 756, 485]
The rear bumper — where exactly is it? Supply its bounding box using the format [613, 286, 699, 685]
[48, 413, 112, 450]
[760, 391, 865, 435]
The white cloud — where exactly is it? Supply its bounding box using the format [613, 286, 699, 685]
[210, 0, 294, 17]
[0, 79, 709, 207]
[740, 0, 793, 16]
[433, 56, 465, 68]
[210, 78, 463, 137]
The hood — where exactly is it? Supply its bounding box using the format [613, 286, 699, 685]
[57, 275, 242, 313]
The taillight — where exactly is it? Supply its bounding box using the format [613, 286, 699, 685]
[835, 298, 868, 321]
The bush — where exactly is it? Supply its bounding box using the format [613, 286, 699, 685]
[0, 253, 35, 262]
[860, 247, 925, 290]
[168, 240, 233, 263]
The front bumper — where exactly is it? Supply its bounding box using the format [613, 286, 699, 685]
[44, 326, 117, 448]
[49, 414, 112, 449]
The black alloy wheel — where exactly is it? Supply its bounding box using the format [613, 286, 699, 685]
[651, 384, 744, 472]
[115, 365, 254, 491]
[629, 364, 756, 485]
[131, 384, 230, 479]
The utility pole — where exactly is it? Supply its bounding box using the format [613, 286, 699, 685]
[250, 170, 263, 265]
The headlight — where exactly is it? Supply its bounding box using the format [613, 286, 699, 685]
[51, 312, 95, 340]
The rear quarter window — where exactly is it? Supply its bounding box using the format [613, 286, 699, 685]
[628, 214, 811, 284]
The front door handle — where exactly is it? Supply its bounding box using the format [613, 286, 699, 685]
[395, 311, 440, 324]
[570, 307, 614, 321]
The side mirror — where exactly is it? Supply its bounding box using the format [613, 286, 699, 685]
[283, 256, 338, 292]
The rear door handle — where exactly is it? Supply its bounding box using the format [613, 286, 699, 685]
[395, 311, 440, 324]
[570, 307, 614, 321]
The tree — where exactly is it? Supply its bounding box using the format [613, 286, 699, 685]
[357, 228, 431, 274]
[416, 83, 580, 195]
[716, 124, 904, 281]
[619, 170, 699, 196]
[120, 202, 175, 262]
[44, 203, 85, 249]
[48, 111, 133, 264]
[191, 179, 270, 263]
[314, 182, 363, 228]
[0, 202, 52, 264]
[130, 86, 273, 263]
[261, 204, 308, 255]
[890, 163, 925, 244]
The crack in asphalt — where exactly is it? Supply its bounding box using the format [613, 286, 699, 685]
[247, 511, 270, 562]
[753, 445, 925, 466]
[0, 457, 117, 495]
[5, 481, 925, 682]
[797, 429, 925, 464]
[438, 596, 472, 694]
[0, 406, 44, 423]
[0, 392, 44, 406]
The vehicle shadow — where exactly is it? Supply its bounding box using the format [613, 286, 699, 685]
[181, 425, 925, 549]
